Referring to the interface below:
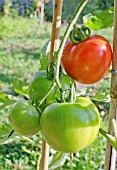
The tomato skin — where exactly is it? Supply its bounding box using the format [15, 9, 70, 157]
[61, 35, 113, 84]
[9, 100, 40, 136]
[28, 70, 75, 109]
[40, 97, 100, 153]
[28, 70, 53, 106]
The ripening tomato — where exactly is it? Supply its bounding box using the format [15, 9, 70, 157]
[40, 97, 100, 153]
[9, 100, 40, 136]
[61, 35, 113, 84]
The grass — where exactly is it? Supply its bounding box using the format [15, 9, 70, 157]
[0, 16, 113, 169]
[0, 17, 52, 95]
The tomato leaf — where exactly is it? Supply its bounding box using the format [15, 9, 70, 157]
[0, 93, 16, 110]
[13, 78, 28, 97]
[90, 93, 110, 102]
[83, 9, 114, 30]
[0, 123, 18, 145]
[40, 41, 50, 70]
[48, 152, 67, 170]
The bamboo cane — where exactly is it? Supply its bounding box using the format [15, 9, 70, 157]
[40, 0, 63, 169]
[104, 0, 117, 169]
[49, 0, 63, 61]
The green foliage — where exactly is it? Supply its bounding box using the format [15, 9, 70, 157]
[49, 152, 67, 170]
[0, 93, 16, 110]
[83, 9, 114, 30]
[90, 93, 110, 103]
[13, 78, 28, 98]
[39, 41, 50, 70]
[0, 141, 38, 169]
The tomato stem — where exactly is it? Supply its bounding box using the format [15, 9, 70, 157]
[111, 119, 117, 142]
[20, 136, 42, 148]
[38, 82, 56, 108]
[37, 154, 41, 170]
[99, 128, 117, 151]
[69, 25, 91, 44]
[54, 0, 88, 90]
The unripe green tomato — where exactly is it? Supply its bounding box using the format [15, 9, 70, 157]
[9, 100, 40, 136]
[40, 97, 100, 153]
[28, 70, 75, 109]
[28, 70, 53, 106]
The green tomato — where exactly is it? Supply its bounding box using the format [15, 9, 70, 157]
[9, 100, 40, 136]
[28, 70, 53, 106]
[40, 97, 100, 153]
[28, 70, 75, 109]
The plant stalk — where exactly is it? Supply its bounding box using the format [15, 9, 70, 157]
[49, 0, 63, 61]
[40, 0, 63, 170]
[104, 0, 117, 169]
[55, 0, 88, 90]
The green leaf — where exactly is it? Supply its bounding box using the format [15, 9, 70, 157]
[40, 41, 50, 70]
[13, 78, 28, 97]
[109, 6, 114, 13]
[49, 152, 67, 170]
[90, 93, 110, 102]
[83, 14, 103, 30]
[83, 9, 114, 30]
[0, 123, 18, 145]
[0, 93, 16, 110]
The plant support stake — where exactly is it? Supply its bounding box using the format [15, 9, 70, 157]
[40, 0, 63, 169]
[49, 0, 63, 61]
[104, 0, 117, 169]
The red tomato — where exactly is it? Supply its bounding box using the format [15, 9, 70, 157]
[61, 35, 113, 84]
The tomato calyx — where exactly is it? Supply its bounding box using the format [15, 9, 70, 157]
[47, 60, 63, 81]
[69, 24, 91, 44]
[57, 83, 76, 103]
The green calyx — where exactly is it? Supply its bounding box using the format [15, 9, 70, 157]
[69, 25, 91, 44]
[60, 83, 76, 103]
[47, 61, 56, 80]
[47, 60, 63, 81]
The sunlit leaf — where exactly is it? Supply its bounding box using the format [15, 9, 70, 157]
[0, 93, 16, 110]
[13, 78, 28, 97]
[83, 8, 114, 30]
[90, 93, 110, 102]
[40, 41, 50, 70]
[49, 152, 67, 170]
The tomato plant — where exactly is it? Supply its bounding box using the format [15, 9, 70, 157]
[40, 97, 100, 153]
[9, 100, 40, 136]
[61, 35, 113, 84]
[0, 0, 115, 169]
